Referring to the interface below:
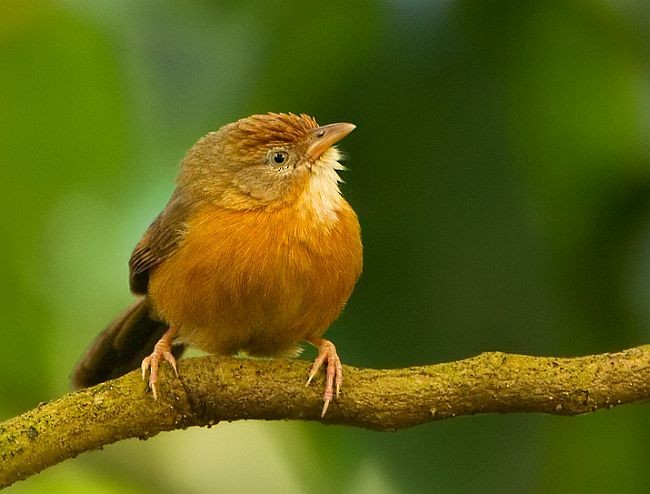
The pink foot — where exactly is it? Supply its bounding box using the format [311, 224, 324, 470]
[141, 327, 178, 400]
[306, 337, 343, 417]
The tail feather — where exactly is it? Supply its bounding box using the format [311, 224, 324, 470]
[71, 298, 185, 389]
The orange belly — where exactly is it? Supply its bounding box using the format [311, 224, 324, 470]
[147, 203, 362, 356]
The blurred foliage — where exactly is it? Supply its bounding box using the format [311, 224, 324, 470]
[2, 0, 650, 492]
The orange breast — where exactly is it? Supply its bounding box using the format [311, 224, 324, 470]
[147, 202, 362, 356]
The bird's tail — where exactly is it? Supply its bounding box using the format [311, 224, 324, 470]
[71, 297, 185, 389]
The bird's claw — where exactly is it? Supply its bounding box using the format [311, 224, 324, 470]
[306, 339, 343, 417]
[141, 330, 178, 400]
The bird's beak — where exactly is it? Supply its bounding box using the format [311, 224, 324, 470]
[306, 122, 356, 161]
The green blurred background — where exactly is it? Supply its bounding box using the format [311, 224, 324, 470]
[2, 0, 650, 492]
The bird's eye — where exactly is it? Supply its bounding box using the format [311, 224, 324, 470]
[270, 151, 289, 165]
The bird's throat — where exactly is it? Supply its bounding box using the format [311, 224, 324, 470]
[300, 148, 345, 225]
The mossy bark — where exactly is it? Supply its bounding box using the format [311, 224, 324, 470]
[2, 346, 650, 488]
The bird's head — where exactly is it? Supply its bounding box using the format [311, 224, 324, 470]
[179, 113, 355, 218]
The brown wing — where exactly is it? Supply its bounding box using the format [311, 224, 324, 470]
[129, 188, 191, 294]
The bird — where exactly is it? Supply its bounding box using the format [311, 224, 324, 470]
[71, 112, 363, 416]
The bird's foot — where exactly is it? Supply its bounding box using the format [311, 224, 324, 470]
[141, 327, 178, 400]
[306, 337, 343, 417]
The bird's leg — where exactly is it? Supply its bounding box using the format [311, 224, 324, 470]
[305, 336, 343, 417]
[141, 326, 179, 400]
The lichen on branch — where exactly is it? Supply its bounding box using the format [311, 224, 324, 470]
[2, 345, 650, 488]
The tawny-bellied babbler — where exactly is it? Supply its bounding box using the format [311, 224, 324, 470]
[72, 113, 362, 416]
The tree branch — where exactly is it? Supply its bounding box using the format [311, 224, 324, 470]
[3, 345, 650, 488]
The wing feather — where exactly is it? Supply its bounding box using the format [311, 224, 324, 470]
[129, 189, 191, 294]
